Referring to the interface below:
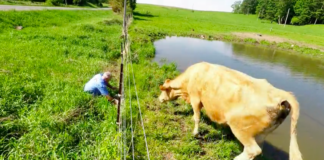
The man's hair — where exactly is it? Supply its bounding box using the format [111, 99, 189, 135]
[103, 71, 112, 79]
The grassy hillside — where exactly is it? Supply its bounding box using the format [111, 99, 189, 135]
[130, 4, 324, 56]
[0, 10, 122, 159]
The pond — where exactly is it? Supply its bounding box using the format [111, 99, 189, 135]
[153, 36, 324, 160]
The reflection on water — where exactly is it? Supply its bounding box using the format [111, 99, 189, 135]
[153, 36, 324, 160]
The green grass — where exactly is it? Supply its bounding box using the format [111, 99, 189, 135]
[0, 10, 123, 159]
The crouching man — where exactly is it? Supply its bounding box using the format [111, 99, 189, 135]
[84, 71, 119, 104]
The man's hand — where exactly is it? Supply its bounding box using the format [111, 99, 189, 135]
[106, 95, 119, 105]
[109, 98, 119, 105]
[113, 99, 119, 105]
[115, 94, 121, 98]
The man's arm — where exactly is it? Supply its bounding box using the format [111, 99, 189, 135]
[107, 82, 118, 91]
[98, 86, 118, 104]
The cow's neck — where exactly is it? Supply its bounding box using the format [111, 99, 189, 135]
[170, 74, 189, 101]
[169, 73, 187, 89]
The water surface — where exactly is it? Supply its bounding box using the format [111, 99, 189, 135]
[153, 36, 324, 160]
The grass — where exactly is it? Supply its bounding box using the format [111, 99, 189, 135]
[0, 10, 123, 159]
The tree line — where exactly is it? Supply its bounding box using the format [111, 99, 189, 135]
[231, 0, 324, 25]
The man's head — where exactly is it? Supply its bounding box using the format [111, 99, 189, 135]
[102, 71, 112, 81]
[158, 79, 181, 103]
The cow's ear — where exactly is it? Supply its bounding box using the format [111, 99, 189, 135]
[159, 85, 166, 90]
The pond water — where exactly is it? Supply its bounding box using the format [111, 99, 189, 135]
[153, 36, 324, 160]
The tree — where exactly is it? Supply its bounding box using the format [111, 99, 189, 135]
[240, 0, 258, 14]
[231, 1, 242, 14]
[234, 0, 324, 25]
[294, 0, 312, 24]
[275, 0, 296, 24]
[256, 0, 268, 19]
[109, 0, 136, 13]
[265, 0, 277, 21]
[313, 0, 324, 24]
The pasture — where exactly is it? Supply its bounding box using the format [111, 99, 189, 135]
[0, 10, 122, 159]
[1, 3, 324, 160]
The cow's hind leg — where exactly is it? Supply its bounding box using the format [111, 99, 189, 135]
[230, 126, 262, 160]
[255, 134, 268, 150]
[190, 96, 202, 136]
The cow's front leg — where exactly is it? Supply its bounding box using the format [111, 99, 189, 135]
[190, 97, 202, 136]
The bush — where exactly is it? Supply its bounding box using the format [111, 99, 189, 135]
[291, 16, 301, 25]
[109, 0, 136, 13]
[46, 0, 63, 6]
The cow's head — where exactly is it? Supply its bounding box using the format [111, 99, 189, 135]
[158, 79, 181, 103]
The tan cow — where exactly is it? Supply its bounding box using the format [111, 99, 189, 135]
[158, 62, 302, 160]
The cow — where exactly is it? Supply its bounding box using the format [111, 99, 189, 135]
[158, 62, 302, 160]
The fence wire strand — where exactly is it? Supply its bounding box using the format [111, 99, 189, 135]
[123, 48, 128, 160]
[127, 51, 135, 160]
[129, 48, 151, 160]
[118, 2, 150, 159]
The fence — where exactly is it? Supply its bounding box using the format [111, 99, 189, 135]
[116, 1, 150, 159]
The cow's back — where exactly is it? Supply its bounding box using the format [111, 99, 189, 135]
[185, 62, 275, 124]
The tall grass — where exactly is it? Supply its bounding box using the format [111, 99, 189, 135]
[0, 10, 123, 159]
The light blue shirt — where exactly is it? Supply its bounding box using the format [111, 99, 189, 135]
[84, 73, 109, 96]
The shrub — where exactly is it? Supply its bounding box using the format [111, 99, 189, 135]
[109, 0, 136, 14]
[46, 0, 63, 6]
[291, 16, 301, 25]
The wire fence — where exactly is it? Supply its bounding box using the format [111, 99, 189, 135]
[116, 1, 150, 159]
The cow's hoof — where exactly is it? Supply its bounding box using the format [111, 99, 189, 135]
[192, 130, 199, 136]
[233, 152, 249, 160]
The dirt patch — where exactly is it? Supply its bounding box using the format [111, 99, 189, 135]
[0, 116, 13, 122]
[232, 32, 324, 52]
[163, 152, 176, 160]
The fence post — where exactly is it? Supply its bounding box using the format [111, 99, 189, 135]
[116, 42, 124, 127]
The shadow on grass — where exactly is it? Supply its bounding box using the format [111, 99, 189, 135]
[134, 17, 150, 21]
[133, 11, 157, 18]
[133, 11, 157, 22]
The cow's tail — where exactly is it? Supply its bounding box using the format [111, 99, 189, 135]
[286, 93, 303, 160]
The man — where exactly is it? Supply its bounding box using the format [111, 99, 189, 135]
[84, 71, 119, 104]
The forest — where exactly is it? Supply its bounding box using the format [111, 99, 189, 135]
[231, 0, 324, 25]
